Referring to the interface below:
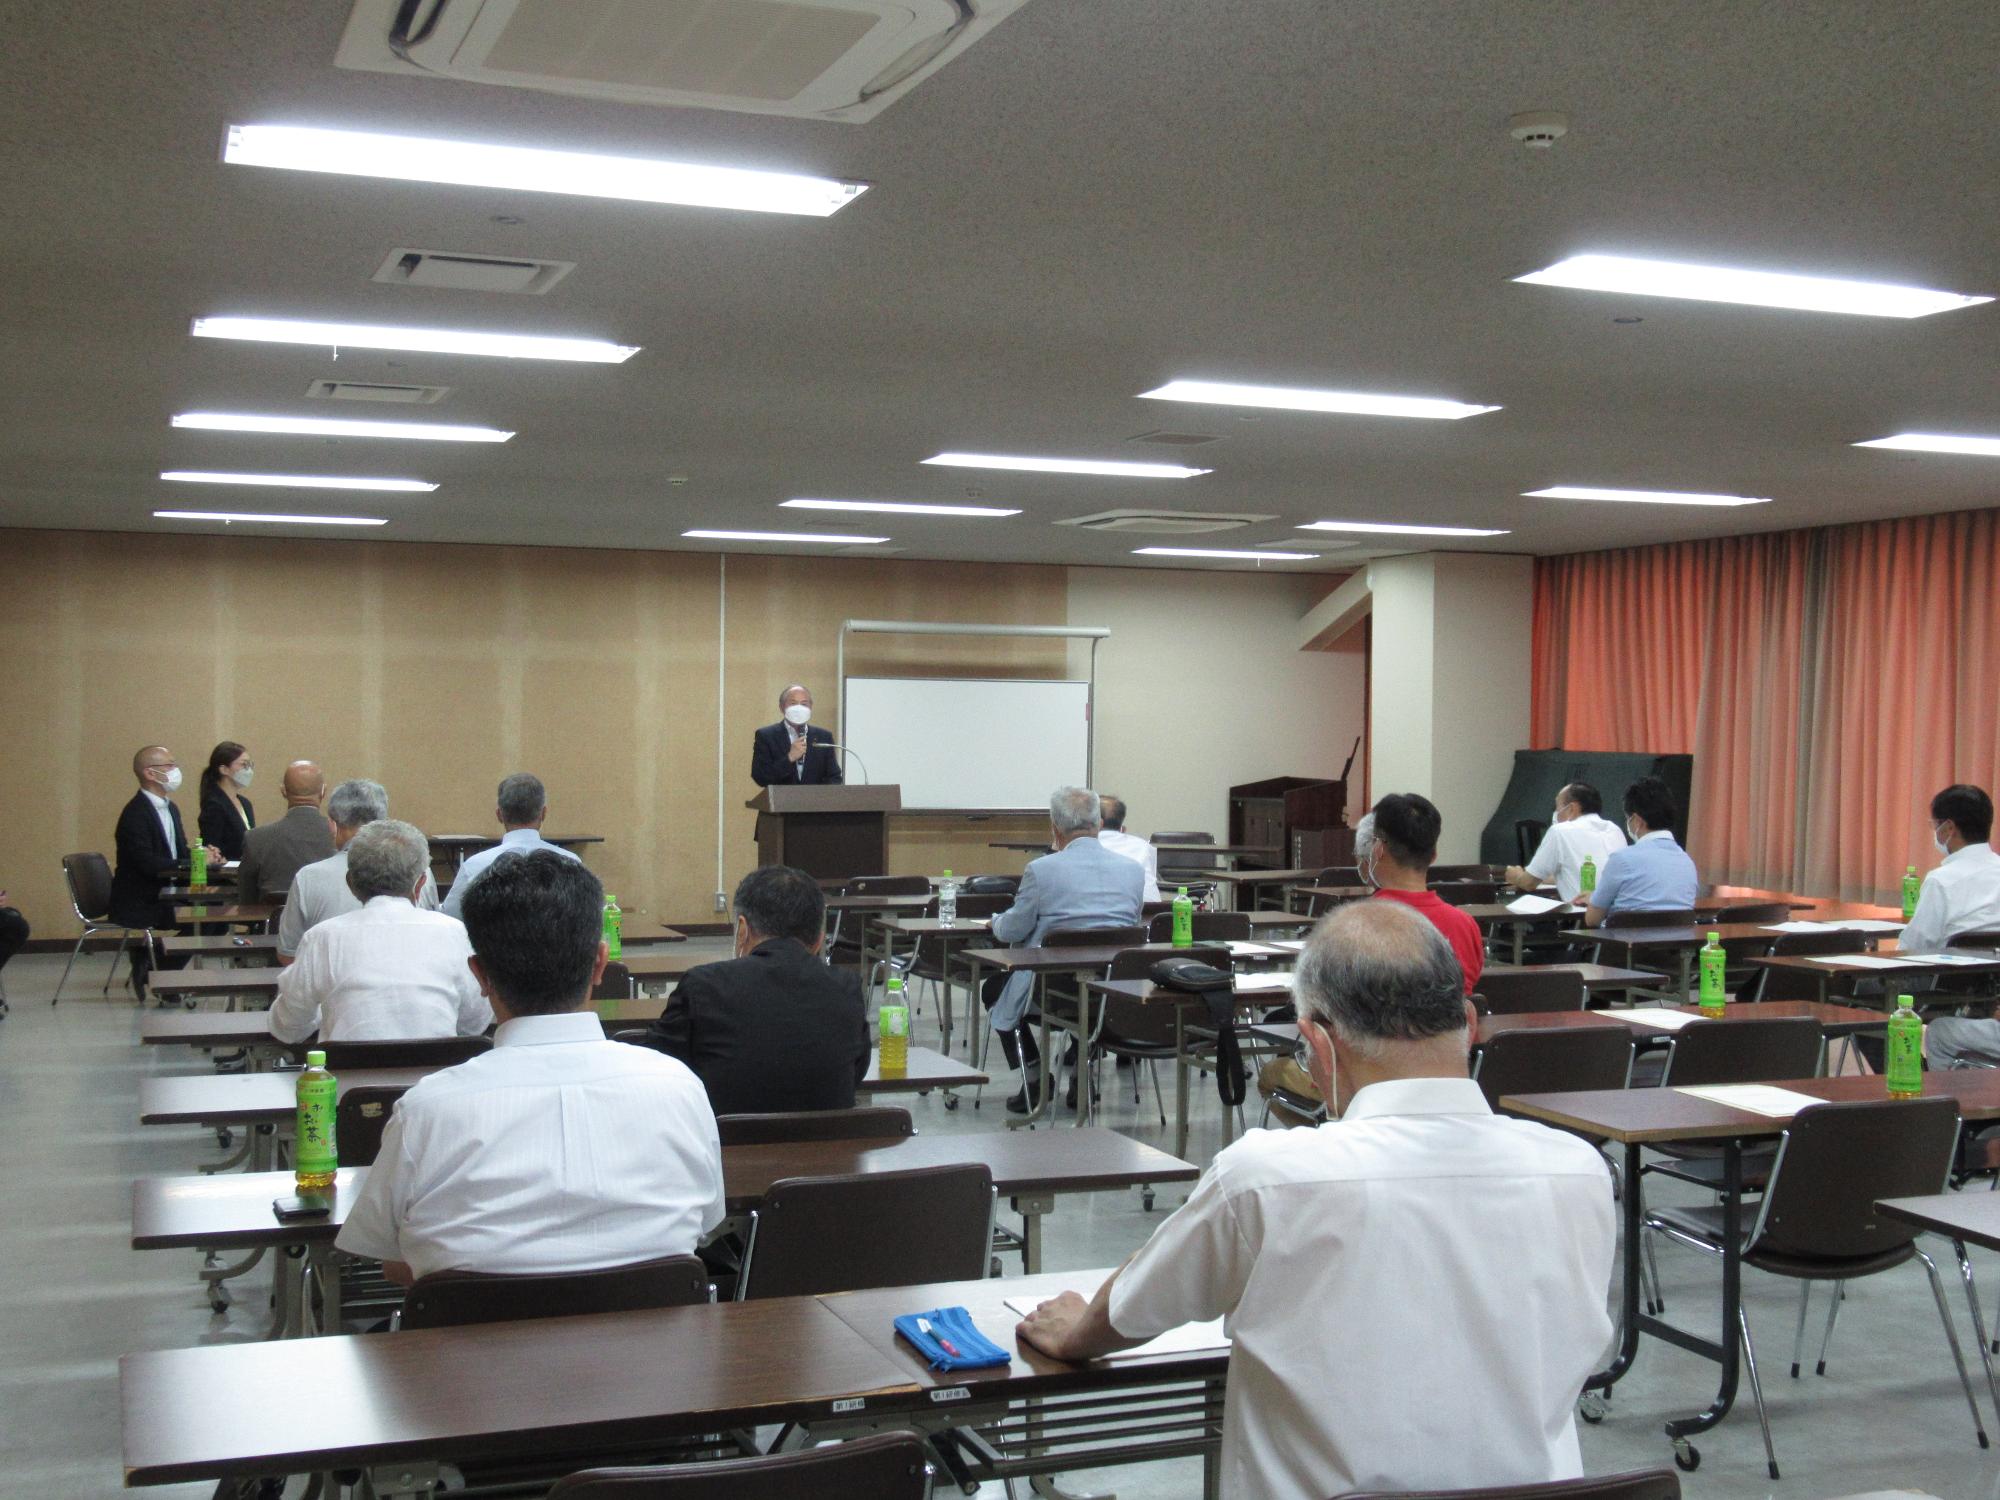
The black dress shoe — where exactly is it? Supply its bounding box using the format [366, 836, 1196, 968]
[1005, 1076, 1046, 1115]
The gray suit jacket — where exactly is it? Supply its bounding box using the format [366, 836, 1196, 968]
[988, 835, 1147, 1030]
[237, 804, 337, 902]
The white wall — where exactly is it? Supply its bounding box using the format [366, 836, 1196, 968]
[1366, 553, 1533, 863]
[1064, 566, 1366, 841]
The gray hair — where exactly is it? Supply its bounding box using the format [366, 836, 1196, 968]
[1351, 811, 1376, 866]
[345, 819, 430, 901]
[326, 778, 389, 832]
[1295, 900, 1468, 1060]
[1050, 786, 1102, 836]
[779, 683, 811, 708]
[497, 772, 546, 825]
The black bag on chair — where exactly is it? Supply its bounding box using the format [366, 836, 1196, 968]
[1150, 959, 1245, 1108]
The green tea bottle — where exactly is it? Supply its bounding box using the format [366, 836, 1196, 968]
[1171, 887, 1194, 948]
[1901, 866, 1921, 922]
[1697, 932, 1727, 1016]
[295, 1050, 338, 1192]
[1885, 995, 1924, 1098]
[602, 893, 622, 961]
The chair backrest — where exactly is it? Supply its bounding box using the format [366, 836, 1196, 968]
[1715, 901, 1792, 924]
[715, 1107, 913, 1147]
[1428, 864, 1497, 883]
[318, 1036, 491, 1072]
[1146, 909, 1251, 943]
[738, 1165, 994, 1300]
[1432, 879, 1500, 907]
[1098, 944, 1231, 1048]
[962, 874, 1019, 896]
[1104, 944, 1230, 981]
[63, 852, 114, 922]
[1602, 907, 1697, 929]
[1946, 926, 2000, 950]
[948, 891, 1012, 919]
[1757, 929, 1872, 999]
[333, 1085, 408, 1166]
[1470, 967, 1587, 1016]
[1753, 1097, 1959, 1261]
[1314, 865, 1361, 887]
[1043, 924, 1146, 951]
[591, 961, 633, 1000]
[1338, 1469, 1681, 1500]
[547, 1430, 930, 1500]
[401, 1254, 712, 1330]
[1513, 818, 1549, 866]
[1472, 1027, 1634, 1109]
[1153, 830, 1220, 873]
[1660, 1015, 1824, 1086]
[847, 875, 931, 897]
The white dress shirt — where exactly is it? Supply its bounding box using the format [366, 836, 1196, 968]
[337, 1011, 725, 1280]
[1098, 827, 1164, 903]
[142, 788, 177, 858]
[787, 721, 808, 781]
[1107, 1077, 1615, 1500]
[438, 828, 580, 919]
[269, 896, 491, 1045]
[1525, 812, 1629, 902]
[1900, 842, 2000, 954]
[277, 848, 441, 957]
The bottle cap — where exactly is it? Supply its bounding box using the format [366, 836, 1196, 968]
[887, 975, 903, 989]
[1897, 993, 1915, 1007]
[943, 869, 953, 878]
[1177, 886, 1188, 896]
[306, 1049, 326, 1067]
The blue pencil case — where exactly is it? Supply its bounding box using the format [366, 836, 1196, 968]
[892, 1304, 1012, 1371]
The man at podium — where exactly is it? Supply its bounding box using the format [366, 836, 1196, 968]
[751, 684, 844, 787]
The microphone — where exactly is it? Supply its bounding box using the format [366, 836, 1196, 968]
[822, 744, 870, 783]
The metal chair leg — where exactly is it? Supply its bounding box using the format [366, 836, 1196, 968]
[1949, 1239, 2000, 1422]
[1738, 1300, 1781, 1479]
[1815, 1277, 1844, 1375]
[1790, 1281, 1813, 1377]
[1916, 1247, 1992, 1448]
[52, 929, 92, 1004]
[1148, 1061, 1166, 1127]
[1640, 1226, 1665, 1315]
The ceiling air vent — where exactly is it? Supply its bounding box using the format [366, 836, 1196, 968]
[336, 0, 1032, 123]
[373, 248, 575, 295]
[1058, 510, 1275, 537]
[306, 379, 453, 404]
[1127, 430, 1221, 446]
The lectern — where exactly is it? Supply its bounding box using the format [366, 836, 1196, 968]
[747, 784, 903, 883]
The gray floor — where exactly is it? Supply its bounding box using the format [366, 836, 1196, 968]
[4, 943, 1998, 1500]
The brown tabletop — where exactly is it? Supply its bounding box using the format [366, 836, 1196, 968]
[168, 901, 281, 925]
[1748, 951, 2000, 988]
[960, 941, 1188, 974]
[160, 932, 278, 958]
[825, 892, 935, 912]
[1479, 1000, 1888, 1041]
[146, 967, 281, 1000]
[1243, 910, 1313, 930]
[160, 883, 237, 900]
[1152, 843, 1283, 858]
[1573, 920, 1899, 954]
[120, 1297, 912, 1488]
[139, 1067, 433, 1126]
[1480, 961, 1670, 993]
[877, 916, 994, 936]
[1876, 1192, 2000, 1255]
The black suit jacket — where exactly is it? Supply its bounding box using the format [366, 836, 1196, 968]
[750, 722, 844, 788]
[198, 782, 256, 861]
[110, 791, 187, 928]
[643, 937, 869, 1117]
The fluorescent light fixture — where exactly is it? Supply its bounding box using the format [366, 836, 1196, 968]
[224, 124, 868, 217]
[1514, 253, 1991, 319]
[172, 411, 511, 443]
[1133, 547, 1322, 561]
[682, 530, 889, 545]
[923, 452, 1209, 479]
[161, 470, 436, 492]
[1299, 520, 1510, 537]
[1139, 379, 1499, 420]
[781, 498, 1021, 518]
[192, 316, 638, 364]
[1526, 485, 1771, 508]
[1855, 432, 2000, 458]
[154, 510, 387, 527]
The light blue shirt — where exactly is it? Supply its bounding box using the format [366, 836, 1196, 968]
[1588, 829, 1698, 915]
[439, 828, 581, 919]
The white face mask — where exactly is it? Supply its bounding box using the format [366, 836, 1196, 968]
[783, 703, 812, 727]
[231, 767, 254, 789]
[156, 766, 183, 794]
[1935, 827, 1952, 858]
[1626, 817, 1641, 842]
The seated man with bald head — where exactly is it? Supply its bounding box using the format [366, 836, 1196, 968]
[236, 760, 335, 902]
[1018, 900, 1614, 1500]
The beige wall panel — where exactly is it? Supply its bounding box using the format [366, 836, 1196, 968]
[376, 651, 510, 835]
[230, 649, 371, 791]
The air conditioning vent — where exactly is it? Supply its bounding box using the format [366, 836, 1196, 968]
[306, 379, 453, 404]
[1058, 510, 1275, 536]
[336, 0, 1032, 123]
[373, 248, 575, 295]
[1127, 430, 1221, 446]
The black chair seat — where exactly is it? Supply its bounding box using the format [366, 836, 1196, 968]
[1649, 1203, 1919, 1279]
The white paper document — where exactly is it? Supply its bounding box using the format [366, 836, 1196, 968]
[1808, 954, 1927, 969]
[1233, 972, 1295, 994]
[1226, 941, 1285, 958]
[1505, 894, 1565, 915]
[1762, 921, 1837, 933]
[1266, 939, 1309, 953]
[1914, 952, 1998, 966]
[1613, 1007, 1704, 1031]
[1675, 1084, 1827, 1118]
[1004, 1298, 1230, 1361]
[1836, 919, 1906, 933]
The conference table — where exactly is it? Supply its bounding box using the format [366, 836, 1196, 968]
[1746, 949, 2000, 1006]
[168, 900, 281, 928]
[875, 914, 996, 1061]
[1578, 919, 1904, 997]
[1499, 1069, 2000, 1468]
[1874, 1192, 2000, 1415]
[425, 833, 603, 874]
[1197, 865, 1322, 910]
[147, 943, 706, 1008]
[119, 1268, 1227, 1497]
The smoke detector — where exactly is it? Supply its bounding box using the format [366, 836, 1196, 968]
[1508, 110, 1569, 149]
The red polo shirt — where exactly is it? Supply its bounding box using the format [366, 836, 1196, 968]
[1369, 887, 1484, 994]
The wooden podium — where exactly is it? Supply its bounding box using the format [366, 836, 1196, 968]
[747, 784, 902, 883]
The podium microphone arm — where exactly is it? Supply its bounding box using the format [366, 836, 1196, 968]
[824, 744, 869, 784]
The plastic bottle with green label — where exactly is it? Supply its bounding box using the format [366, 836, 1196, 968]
[1902, 866, 1921, 922]
[189, 838, 207, 889]
[1697, 932, 1727, 1016]
[295, 1050, 338, 1191]
[878, 975, 909, 1074]
[602, 893, 622, 961]
[1171, 887, 1194, 948]
[1886, 995, 1924, 1097]
[1578, 854, 1596, 898]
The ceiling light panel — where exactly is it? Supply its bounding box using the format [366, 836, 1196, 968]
[1525, 485, 1771, 507]
[154, 510, 388, 526]
[224, 124, 868, 217]
[192, 316, 638, 363]
[781, 499, 1021, 518]
[682, 530, 889, 545]
[1855, 433, 2000, 457]
[173, 412, 511, 442]
[1299, 521, 1510, 537]
[1139, 379, 1500, 420]
[1132, 547, 1322, 560]
[923, 453, 1209, 479]
[1514, 253, 1991, 318]
[161, 470, 436, 492]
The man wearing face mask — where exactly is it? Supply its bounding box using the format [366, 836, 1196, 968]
[1504, 782, 1627, 903]
[750, 685, 843, 787]
[1355, 796, 1484, 995]
[1903, 786, 2000, 1071]
[110, 745, 218, 996]
[1577, 776, 1699, 928]
[640, 864, 869, 1114]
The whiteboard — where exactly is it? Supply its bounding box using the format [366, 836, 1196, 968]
[842, 677, 1091, 811]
